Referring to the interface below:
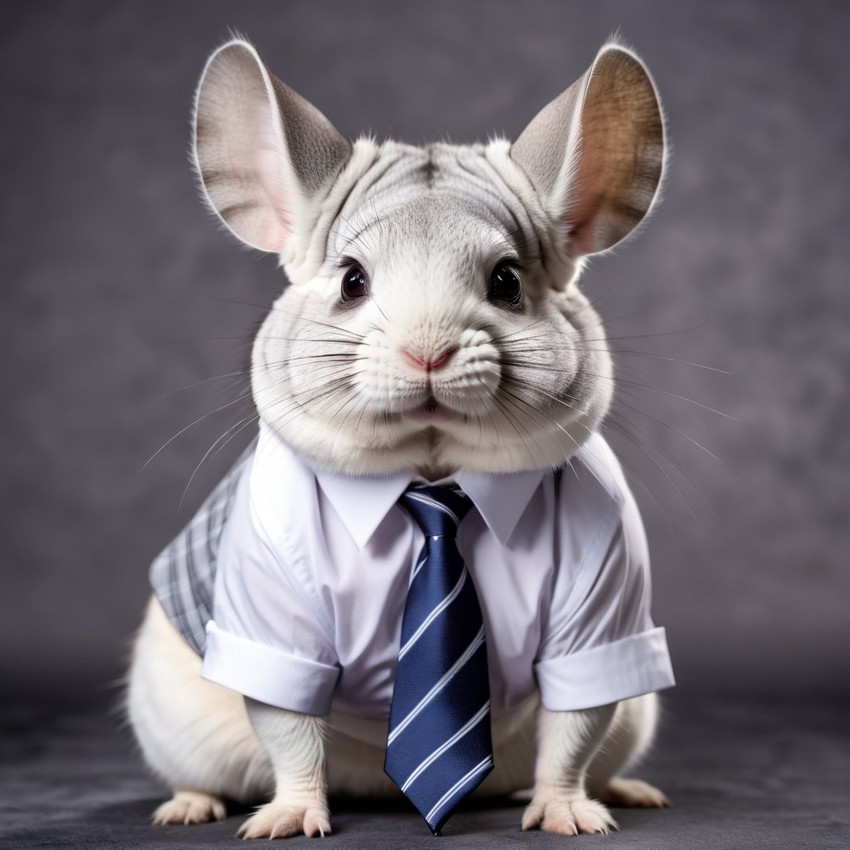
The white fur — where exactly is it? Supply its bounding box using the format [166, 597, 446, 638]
[238, 700, 330, 838]
[522, 704, 619, 834]
[128, 35, 670, 837]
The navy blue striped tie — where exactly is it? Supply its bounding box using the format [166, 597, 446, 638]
[385, 484, 494, 835]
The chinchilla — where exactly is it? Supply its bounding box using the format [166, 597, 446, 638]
[127, 35, 671, 838]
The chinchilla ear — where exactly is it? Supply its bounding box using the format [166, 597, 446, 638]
[511, 41, 665, 257]
[193, 38, 351, 253]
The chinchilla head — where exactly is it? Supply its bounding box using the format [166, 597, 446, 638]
[192, 37, 665, 476]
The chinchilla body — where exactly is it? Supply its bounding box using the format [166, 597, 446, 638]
[127, 36, 672, 837]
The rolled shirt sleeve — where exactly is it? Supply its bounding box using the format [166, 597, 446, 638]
[201, 460, 341, 715]
[204, 621, 339, 715]
[534, 478, 675, 711]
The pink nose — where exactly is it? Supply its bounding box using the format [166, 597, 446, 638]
[404, 346, 458, 372]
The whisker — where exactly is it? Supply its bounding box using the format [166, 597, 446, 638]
[143, 389, 257, 471]
[149, 369, 252, 402]
[604, 411, 702, 521]
[613, 389, 726, 467]
[498, 390, 580, 475]
[489, 317, 550, 345]
[582, 323, 708, 344]
[504, 354, 735, 423]
[597, 347, 732, 374]
[492, 390, 550, 470]
[179, 412, 260, 509]
[202, 294, 367, 340]
[499, 376, 675, 523]
[211, 411, 262, 461]
[610, 375, 738, 421]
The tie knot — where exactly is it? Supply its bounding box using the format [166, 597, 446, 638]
[399, 485, 472, 539]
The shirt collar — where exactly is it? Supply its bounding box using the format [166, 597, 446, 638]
[315, 463, 547, 550]
[314, 467, 413, 550]
[456, 468, 547, 546]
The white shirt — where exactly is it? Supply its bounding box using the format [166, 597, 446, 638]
[202, 422, 674, 718]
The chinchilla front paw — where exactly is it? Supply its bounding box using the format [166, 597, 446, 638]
[521, 789, 618, 835]
[237, 797, 331, 839]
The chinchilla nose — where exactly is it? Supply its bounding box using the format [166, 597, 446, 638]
[403, 346, 458, 373]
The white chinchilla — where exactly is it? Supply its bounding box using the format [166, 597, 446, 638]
[127, 35, 674, 839]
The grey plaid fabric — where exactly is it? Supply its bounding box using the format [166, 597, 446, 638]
[149, 440, 256, 656]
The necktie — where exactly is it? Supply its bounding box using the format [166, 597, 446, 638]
[385, 484, 494, 835]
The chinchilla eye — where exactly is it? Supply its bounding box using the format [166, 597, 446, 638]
[340, 264, 369, 302]
[488, 260, 522, 306]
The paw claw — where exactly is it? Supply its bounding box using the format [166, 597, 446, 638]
[520, 803, 542, 831]
[523, 792, 615, 836]
[238, 800, 330, 839]
[152, 791, 227, 826]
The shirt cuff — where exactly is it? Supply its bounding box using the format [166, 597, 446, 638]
[534, 627, 675, 711]
[202, 620, 340, 715]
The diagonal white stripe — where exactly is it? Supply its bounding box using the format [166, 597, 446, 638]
[425, 754, 494, 825]
[387, 625, 485, 746]
[399, 569, 468, 660]
[411, 552, 428, 581]
[400, 700, 490, 792]
[404, 492, 460, 527]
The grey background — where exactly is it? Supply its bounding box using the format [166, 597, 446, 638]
[1, 0, 848, 702]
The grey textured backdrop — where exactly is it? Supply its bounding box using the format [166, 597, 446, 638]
[1, 0, 848, 701]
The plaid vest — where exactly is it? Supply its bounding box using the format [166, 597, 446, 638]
[149, 441, 255, 655]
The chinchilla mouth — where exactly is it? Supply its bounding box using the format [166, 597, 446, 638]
[396, 397, 469, 426]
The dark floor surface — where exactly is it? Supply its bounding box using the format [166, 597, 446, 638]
[1, 693, 848, 849]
